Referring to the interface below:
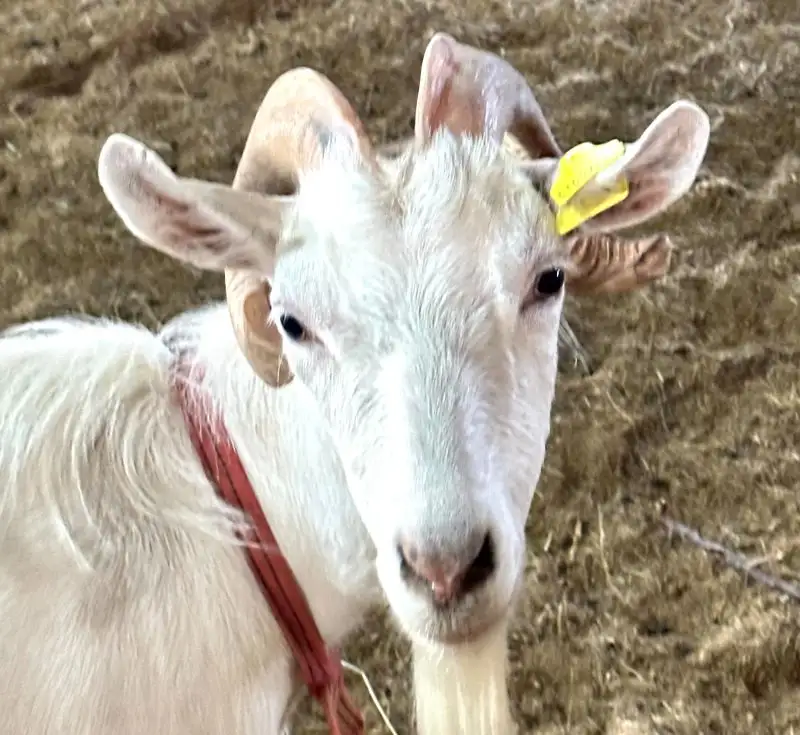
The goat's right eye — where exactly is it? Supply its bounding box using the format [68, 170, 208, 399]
[278, 314, 307, 342]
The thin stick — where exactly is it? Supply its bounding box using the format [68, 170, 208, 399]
[342, 660, 399, 735]
[558, 316, 592, 375]
[662, 518, 800, 603]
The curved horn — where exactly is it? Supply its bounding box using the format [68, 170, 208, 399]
[225, 67, 374, 387]
[565, 233, 673, 296]
[415, 32, 562, 159]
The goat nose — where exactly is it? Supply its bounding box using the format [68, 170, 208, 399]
[399, 531, 496, 604]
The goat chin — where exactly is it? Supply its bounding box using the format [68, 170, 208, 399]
[411, 619, 515, 735]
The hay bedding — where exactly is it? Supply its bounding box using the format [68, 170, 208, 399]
[1, 0, 798, 732]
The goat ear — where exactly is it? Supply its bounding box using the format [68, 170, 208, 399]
[580, 101, 710, 233]
[524, 101, 710, 235]
[98, 133, 289, 274]
[525, 101, 711, 234]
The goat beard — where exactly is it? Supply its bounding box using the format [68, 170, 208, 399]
[411, 618, 515, 735]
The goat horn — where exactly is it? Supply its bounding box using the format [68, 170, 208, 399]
[565, 233, 673, 296]
[225, 67, 374, 387]
[415, 32, 562, 159]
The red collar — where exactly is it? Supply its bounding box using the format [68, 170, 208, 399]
[173, 361, 364, 735]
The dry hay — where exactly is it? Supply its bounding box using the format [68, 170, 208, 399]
[1, 0, 798, 732]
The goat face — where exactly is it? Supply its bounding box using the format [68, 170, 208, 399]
[267, 132, 564, 644]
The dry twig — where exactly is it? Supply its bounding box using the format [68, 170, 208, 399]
[558, 316, 592, 374]
[662, 517, 800, 603]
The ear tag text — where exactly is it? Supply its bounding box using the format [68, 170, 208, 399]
[549, 139, 630, 235]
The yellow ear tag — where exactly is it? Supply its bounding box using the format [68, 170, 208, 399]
[549, 139, 630, 236]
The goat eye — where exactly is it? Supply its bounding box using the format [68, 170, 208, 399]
[278, 314, 307, 342]
[535, 267, 565, 297]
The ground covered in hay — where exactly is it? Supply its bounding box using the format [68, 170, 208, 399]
[1, 0, 798, 732]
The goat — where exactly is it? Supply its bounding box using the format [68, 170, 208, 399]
[0, 33, 710, 735]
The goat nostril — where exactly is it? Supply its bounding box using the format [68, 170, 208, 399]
[398, 532, 496, 604]
[460, 532, 495, 596]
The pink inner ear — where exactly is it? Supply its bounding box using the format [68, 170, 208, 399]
[139, 177, 228, 257]
[589, 174, 672, 231]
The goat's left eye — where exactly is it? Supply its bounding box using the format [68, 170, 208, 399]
[534, 267, 565, 298]
[278, 314, 308, 342]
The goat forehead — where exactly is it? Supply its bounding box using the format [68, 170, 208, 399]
[298, 131, 549, 258]
[286, 133, 556, 333]
[401, 134, 528, 223]
[332, 239, 511, 350]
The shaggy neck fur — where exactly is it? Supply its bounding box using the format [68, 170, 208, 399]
[0, 307, 380, 735]
[162, 303, 383, 637]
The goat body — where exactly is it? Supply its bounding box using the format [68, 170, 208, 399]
[0, 309, 378, 734]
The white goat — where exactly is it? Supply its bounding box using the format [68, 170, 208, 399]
[0, 33, 710, 735]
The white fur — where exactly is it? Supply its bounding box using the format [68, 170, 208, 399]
[412, 621, 513, 734]
[0, 98, 709, 735]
